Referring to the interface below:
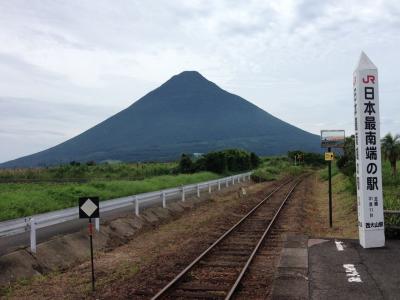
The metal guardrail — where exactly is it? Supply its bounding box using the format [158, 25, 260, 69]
[0, 172, 252, 252]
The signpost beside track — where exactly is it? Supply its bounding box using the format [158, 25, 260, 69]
[321, 130, 345, 228]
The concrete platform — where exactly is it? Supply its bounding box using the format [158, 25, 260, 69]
[308, 238, 400, 300]
[272, 234, 309, 300]
[272, 236, 400, 299]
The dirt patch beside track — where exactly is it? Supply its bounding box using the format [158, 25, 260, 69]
[303, 173, 358, 239]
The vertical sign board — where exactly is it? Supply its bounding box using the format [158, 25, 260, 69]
[353, 52, 385, 248]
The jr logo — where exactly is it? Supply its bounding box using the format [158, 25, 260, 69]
[363, 75, 375, 84]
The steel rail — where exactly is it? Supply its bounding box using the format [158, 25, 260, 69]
[151, 177, 296, 300]
[225, 177, 303, 299]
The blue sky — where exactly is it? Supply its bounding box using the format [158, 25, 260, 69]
[0, 0, 399, 163]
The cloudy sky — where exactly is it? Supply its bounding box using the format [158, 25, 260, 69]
[0, 0, 399, 163]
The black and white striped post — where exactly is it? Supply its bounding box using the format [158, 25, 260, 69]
[79, 197, 100, 292]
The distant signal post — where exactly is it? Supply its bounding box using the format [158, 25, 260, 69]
[353, 52, 385, 248]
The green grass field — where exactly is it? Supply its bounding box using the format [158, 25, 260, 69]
[381, 160, 400, 209]
[380, 160, 400, 231]
[0, 172, 219, 221]
[251, 156, 310, 182]
[319, 163, 339, 181]
[0, 162, 178, 182]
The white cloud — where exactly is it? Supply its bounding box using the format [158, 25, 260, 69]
[0, 0, 399, 162]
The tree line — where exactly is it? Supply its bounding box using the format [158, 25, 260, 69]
[178, 149, 260, 174]
[337, 133, 400, 177]
[287, 150, 325, 166]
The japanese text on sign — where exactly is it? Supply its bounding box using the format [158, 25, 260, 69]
[353, 53, 385, 248]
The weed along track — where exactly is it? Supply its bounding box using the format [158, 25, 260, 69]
[151, 176, 304, 299]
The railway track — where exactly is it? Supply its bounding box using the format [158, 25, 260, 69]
[151, 176, 304, 299]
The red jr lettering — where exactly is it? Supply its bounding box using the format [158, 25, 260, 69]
[363, 75, 375, 84]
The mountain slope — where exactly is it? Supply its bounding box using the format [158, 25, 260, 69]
[1, 71, 320, 168]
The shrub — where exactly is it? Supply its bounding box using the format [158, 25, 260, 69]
[250, 152, 261, 168]
[177, 149, 259, 174]
[205, 151, 227, 173]
[86, 161, 96, 166]
[178, 154, 194, 173]
[288, 150, 324, 166]
[337, 136, 355, 177]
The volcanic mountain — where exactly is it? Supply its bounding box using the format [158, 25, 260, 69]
[1, 71, 320, 168]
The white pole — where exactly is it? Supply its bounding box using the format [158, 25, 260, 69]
[135, 196, 139, 216]
[182, 186, 185, 202]
[232, 177, 235, 185]
[218, 180, 221, 190]
[30, 218, 36, 253]
[226, 179, 229, 187]
[208, 183, 211, 193]
[162, 191, 166, 208]
[197, 184, 200, 198]
[95, 218, 100, 232]
[353, 51, 385, 248]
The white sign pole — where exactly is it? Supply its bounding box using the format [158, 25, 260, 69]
[353, 52, 385, 248]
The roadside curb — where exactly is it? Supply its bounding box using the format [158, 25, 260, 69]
[272, 233, 309, 300]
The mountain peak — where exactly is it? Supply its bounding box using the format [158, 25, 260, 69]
[168, 70, 208, 83]
[176, 70, 204, 78]
[157, 70, 217, 93]
[0, 70, 320, 168]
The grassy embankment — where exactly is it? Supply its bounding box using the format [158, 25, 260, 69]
[0, 162, 178, 182]
[0, 163, 220, 221]
[251, 156, 313, 181]
[378, 160, 400, 232]
[381, 160, 400, 209]
[306, 164, 358, 238]
[318, 160, 400, 237]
